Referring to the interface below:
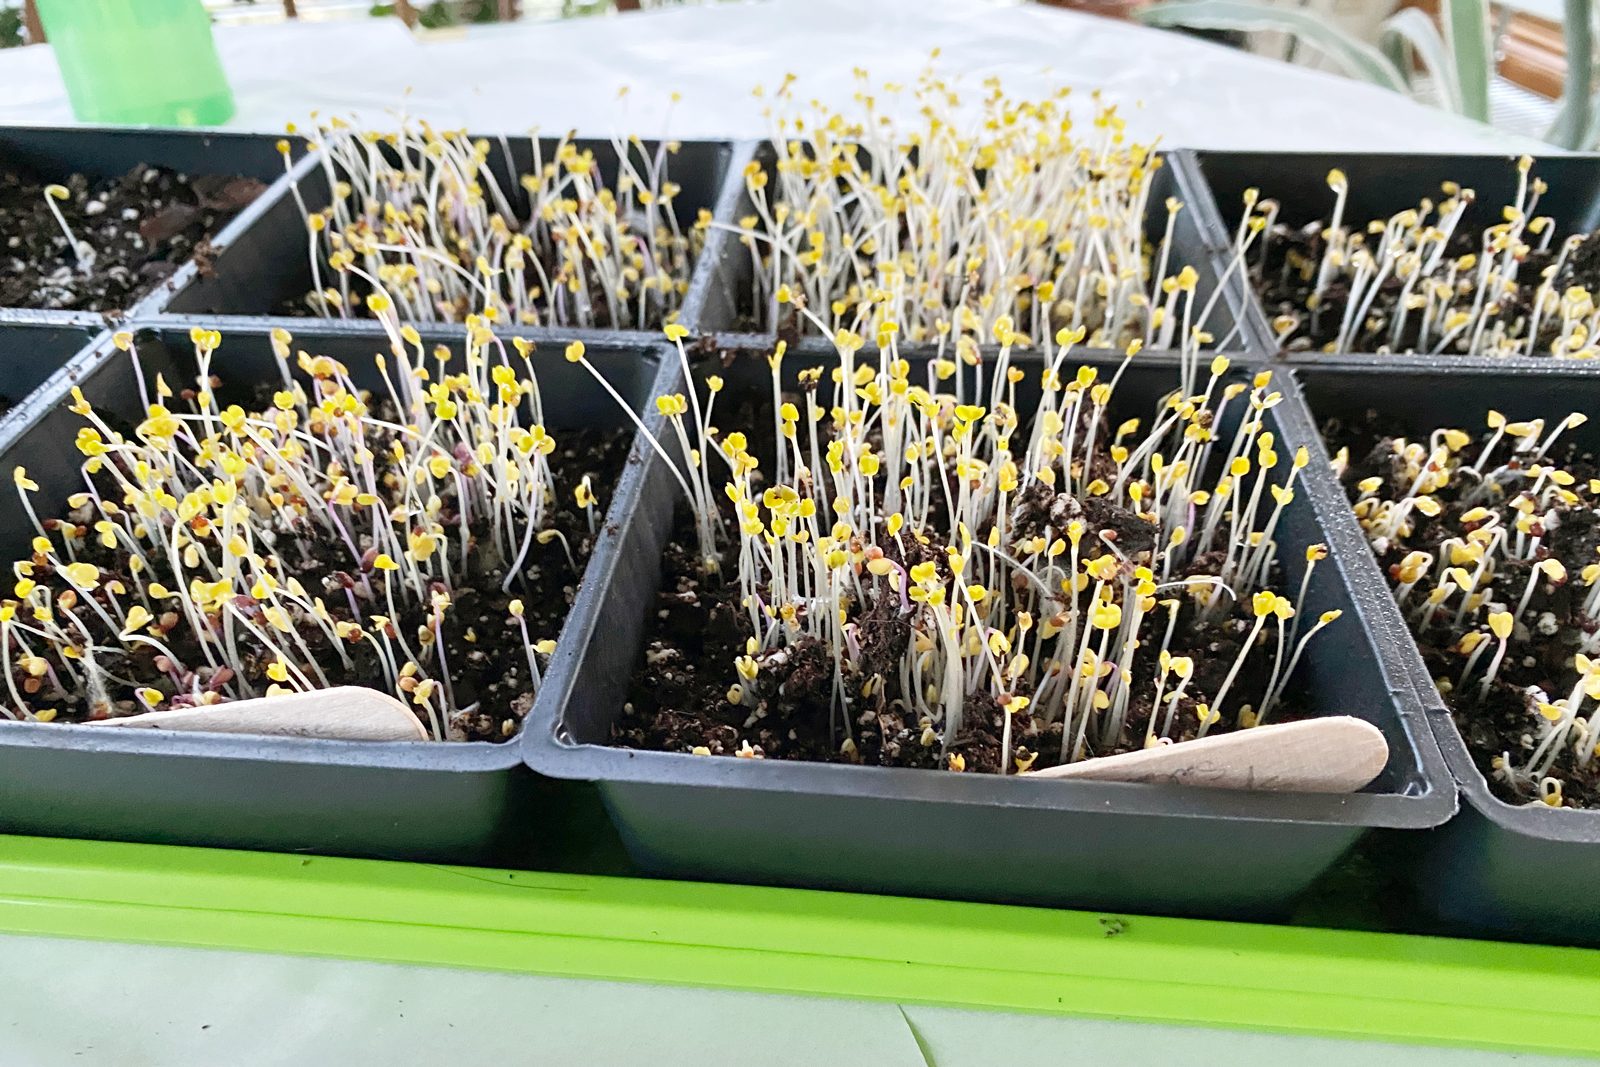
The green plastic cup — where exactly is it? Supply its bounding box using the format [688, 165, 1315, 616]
[35, 0, 235, 126]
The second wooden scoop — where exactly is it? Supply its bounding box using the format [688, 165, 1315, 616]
[1026, 717, 1387, 793]
[82, 686, 427, 742]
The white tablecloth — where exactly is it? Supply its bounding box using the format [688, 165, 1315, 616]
[0, 0, 1533, 151]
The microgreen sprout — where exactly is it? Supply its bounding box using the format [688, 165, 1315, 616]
[0, 322, 589, 741]
[41, 184, 94, 271]
[293, 117, 705, 329]
[1346, 408, 1600, 804]
[1243, 157, 1600, 358]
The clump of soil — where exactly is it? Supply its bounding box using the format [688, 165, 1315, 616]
[1331, 410, 1600, 806]
[0, 165, 264, 312]
[611, 370, 1317, 774]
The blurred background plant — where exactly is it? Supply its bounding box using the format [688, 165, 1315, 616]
[1133, 0, 1595, 147]
[0, 7, 21, 49]
[0, 0, 39, 48]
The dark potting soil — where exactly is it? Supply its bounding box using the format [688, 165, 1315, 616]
[23, 429, 627, 743]
[0, 165, 265, 313]
[611, 386, 1314, 774]
[1331, 412, 1600, 806]
[1257, 223, 1600, 356]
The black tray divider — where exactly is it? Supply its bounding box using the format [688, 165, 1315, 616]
[683, 139, 761, 337]
[0, 321, 112, 464]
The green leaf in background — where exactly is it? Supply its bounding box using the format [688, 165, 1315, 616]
[1547, 0, 1594, 149]
[1379, 7, 1464, 114]
[1139, 0, 1600, 148]
[1137, 0, 1410, 94]
[1440, 0, 1493, 122]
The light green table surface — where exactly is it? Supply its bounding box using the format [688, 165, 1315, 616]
[0, 834, 1596, 1064]
[1, 932, 1588, 1067]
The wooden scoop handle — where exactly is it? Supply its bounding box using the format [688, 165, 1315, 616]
[1025, 717, 1387, 793]
[82, 686, 428, 742]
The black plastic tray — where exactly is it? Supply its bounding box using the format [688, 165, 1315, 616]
[678, 140, 761, 342]
[716, 148, 1262, 355]
[165, 136, 741, 340]
[0, 320, 105, 450]
[1189, 150, 1600, 370]
[1296, 361, 1600, 945]
[0, 321, 663, 864]
[524, 338, 1456, 920]
[0, 126, 309, 322]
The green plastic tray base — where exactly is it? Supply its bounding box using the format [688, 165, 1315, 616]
[0, 834, 1595, 1060]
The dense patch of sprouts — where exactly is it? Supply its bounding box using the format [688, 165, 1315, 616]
[1242, 156, 1600, 358]
[1, 321, 577, 740]
[732, 71, 1260, 351]
[1344, 409, 1599, 804]
[587, 301, 1338, 773]
[283, 117, 706, 329]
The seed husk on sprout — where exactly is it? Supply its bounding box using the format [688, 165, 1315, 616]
[41, 184, 94, 271]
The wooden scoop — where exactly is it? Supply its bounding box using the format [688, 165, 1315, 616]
[1025, 716, 1387, 793]
[81, 686, 427, 742]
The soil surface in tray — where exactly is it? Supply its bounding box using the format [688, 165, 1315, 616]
[1332, 411, 1600, 807]
[0, 165, 265, 313]
[611, 385, 1315, 774]
[1257, 223, 1600, 356]
[32, 428, 626, 743]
